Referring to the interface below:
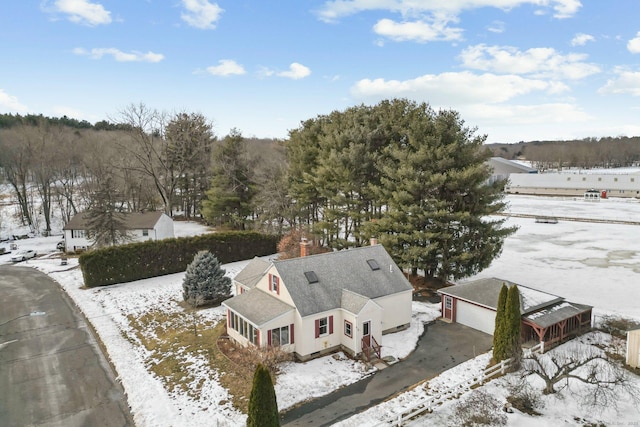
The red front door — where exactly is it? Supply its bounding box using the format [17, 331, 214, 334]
[443, 296, 454, 321]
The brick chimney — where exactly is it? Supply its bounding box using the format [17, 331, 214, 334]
[370, 237, 378, 246]
[300, 237, 311, 257]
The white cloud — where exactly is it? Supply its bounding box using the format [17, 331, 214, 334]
[73, 47, 164, 62]
[0, 89, 28, 112]
[277, 63, 311, 80]
[181, 0, 223, 29]
[316, 0, 581, 23]
[205, 59, 246, 76]
[627, 32, 640, 54]
[487, 20, 505, 33]
[52, 0, 111, 26]
[598, 70, 640, 96]
[350, 71, 567, 105]
[571, 33, 595, 46]
[459, 44, 600, 80]
[373, 15, 463, 42]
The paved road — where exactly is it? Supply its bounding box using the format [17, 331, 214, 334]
[281, 321, 493, 426]
[0, 265, 133, 427]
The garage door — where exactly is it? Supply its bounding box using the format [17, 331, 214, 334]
[455, 300, 496, 335]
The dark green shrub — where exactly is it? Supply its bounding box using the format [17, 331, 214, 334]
[79, 231, 277, 287]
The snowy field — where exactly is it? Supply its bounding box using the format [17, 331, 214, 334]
[2, 194, 640, 426]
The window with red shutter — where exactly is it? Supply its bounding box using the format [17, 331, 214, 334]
[290, 324, 295, 344]
[315, 319, 320, 338]
[329, 315, 334, 334]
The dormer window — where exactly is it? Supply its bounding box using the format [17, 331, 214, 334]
[304, 271, 318, 284]
[366, 259, 380, 271]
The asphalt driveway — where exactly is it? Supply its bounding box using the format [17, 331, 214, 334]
[280, 320, 493, 426]
[0, 265, 133, 427]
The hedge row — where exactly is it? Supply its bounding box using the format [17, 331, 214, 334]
[79, 231, 278, 288]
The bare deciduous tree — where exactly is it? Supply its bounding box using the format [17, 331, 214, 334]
[521, 338, 640, 413]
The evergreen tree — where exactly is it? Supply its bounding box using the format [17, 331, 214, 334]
[86, 175, 130, 248]
[247, 363, 279, 427]
[492, 283, 509, 362]
[370, 102, 517, 281]
[286, 98, 516, 280]
[201, 129, 255, 229]
[182, 251, 231, 305]
[505, 285, 522, 368]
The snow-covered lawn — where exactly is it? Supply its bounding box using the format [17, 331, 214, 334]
[3, 195, 640, 426]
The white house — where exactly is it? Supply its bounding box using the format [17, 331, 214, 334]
[222, 242, 413, 361]
[438, 278, 592, 351]
[62, 211, 174, 253]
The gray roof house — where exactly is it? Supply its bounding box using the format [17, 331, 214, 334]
[62, 211, 174, 253]
[223, 243, 413, 361]
[438, 278, 592, 351]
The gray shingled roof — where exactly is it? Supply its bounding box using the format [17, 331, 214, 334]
[341, 289, 374, 314]
[438, 277, 564, 314]
[273, 245, 413, 317]
[63, 211, 165, 231]
[523, 302, 592, 328]
[223, 288, 295, 326]
[233, 257, 270, 289]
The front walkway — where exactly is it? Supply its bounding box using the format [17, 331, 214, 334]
[280, 321, 493, 427]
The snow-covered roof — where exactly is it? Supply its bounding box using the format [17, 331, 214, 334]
[523, 301, 592, 328]
[438, 277, 563, 314]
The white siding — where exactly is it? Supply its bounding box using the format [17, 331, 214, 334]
[63, 229, 90, 252]
[374, 290, 412, 333]
[154, 214, 175, 240]
[456, 300, 496, 335]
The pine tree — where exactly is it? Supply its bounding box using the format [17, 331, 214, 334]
[182, 251, 231, 306]
[201, 129, 255, 230]
[247, 363, 279, 427]
[492, 283, 509, 362]
[505, 285, 522, 368]
[86, 175, 130, 248]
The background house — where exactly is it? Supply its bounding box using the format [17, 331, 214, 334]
[438, 278, 592, 351]
[223, 242, 413, 361]
[62, 211, 174, 252]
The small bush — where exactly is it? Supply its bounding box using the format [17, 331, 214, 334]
[449, 390, 507, 427]
[507, 379, 544, 416]
[599, 315, 640, 338]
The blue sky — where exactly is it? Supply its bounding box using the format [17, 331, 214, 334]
[2, 1, 640, 143]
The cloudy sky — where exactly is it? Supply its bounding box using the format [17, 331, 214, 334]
[2, 0, 640, 143]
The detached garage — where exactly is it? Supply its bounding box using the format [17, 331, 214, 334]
[438, 278, 592, 350]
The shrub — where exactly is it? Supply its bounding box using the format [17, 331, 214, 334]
[450, 390, 507, 427]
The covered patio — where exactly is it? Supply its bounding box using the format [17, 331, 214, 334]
[521, 302, 593, 350]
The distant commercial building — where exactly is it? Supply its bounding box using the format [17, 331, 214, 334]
[486, 157, 538, 185]
[505, 171, 640, 198]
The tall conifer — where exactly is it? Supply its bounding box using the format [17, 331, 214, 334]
[493, 283, 509, 362]
[506, 285, 522, 368]
[247, 364, 279, 427]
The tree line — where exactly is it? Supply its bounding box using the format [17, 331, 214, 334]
[1, 99, 515, 282]
[488, 136, 640, 170]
